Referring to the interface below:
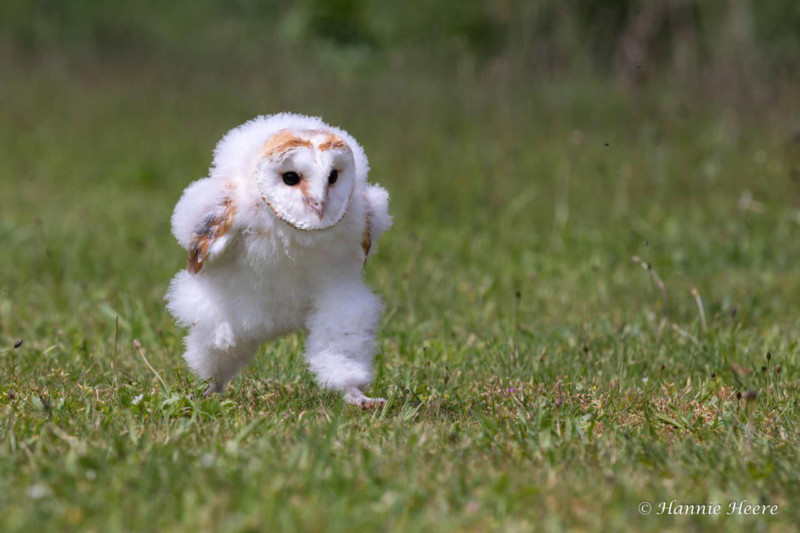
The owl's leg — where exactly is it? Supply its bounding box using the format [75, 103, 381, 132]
[304, 279, 385, 408]
[183, 324, 258, 396]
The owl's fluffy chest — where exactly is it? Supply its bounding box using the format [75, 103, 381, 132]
[202, 223, 364, 340]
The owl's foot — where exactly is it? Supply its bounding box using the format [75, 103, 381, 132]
[344, 387, 386, 410]
[204, 381, 225, 398]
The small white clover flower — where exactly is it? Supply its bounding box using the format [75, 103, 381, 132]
[132, 394, 144, 406]
[27, 484, 52, 499]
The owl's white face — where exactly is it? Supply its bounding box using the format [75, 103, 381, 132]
[255, 129, 356, 231]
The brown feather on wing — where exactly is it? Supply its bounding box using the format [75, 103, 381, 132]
[187, 196, 236, 274]
[361, 205, 372, 265]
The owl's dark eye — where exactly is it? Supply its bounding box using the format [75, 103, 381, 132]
[328, 169, 339, 185]
[282, 171, 301, 186]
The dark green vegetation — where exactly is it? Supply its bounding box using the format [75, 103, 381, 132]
[1, 2, 799, 532]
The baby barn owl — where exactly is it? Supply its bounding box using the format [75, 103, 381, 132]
[166, 113, 392, 407]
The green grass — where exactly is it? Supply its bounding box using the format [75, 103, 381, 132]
[1, 59, 799, 532]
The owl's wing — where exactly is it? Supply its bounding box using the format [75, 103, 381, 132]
[171, 178, 238, 274]
[362, 183, 392, 261]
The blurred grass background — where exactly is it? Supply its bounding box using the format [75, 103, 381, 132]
[1, 1, 800, 531]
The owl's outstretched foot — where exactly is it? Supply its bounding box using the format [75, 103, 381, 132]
[344, 387, 386, 410]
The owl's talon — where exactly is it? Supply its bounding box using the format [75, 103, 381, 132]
[204, 381, 225, 398]
[344, 387, 385, 410]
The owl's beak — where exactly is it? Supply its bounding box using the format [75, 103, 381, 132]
[304, 197, 324, 220]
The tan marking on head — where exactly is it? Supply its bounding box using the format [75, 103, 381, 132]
[187, 194, 236, 274]
[260, 130, 313, 161]
[318, 133, 348, 152]
[298, 176, 310, 196]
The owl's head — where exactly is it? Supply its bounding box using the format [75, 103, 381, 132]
[251, 129, 356, 231]
[210, 114, 369, 232]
